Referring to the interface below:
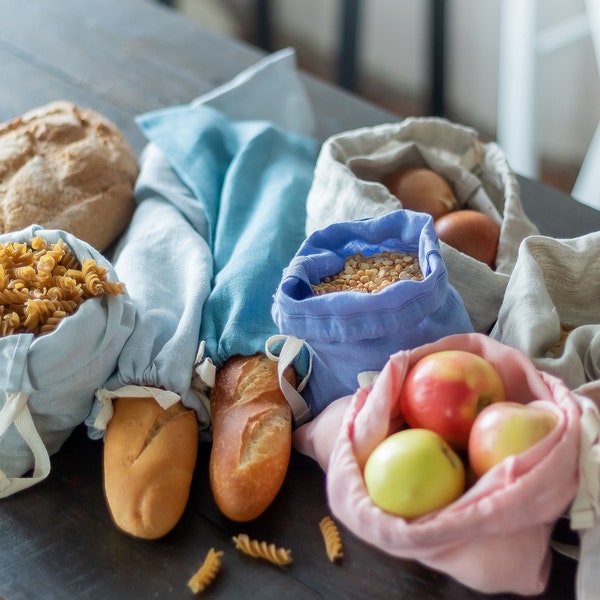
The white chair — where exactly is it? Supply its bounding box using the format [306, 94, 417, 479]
[497, 0, 600, 209]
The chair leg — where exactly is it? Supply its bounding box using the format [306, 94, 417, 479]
[255, 0, 273, 51]
[339, 0, 362, 92]
[429, 0, 446, 116]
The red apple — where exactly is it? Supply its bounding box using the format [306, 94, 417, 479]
[399, 350, 505, 450]
[468, 401, 558, 478]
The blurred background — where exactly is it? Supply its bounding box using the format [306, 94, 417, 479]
[161, 0, 600, 206]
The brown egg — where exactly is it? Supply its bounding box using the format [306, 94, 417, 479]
[383, 166, 458, 220]
[434, 210, 501, 269]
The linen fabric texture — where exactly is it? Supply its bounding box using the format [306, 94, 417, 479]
[272, 209, 474, 416]
[134, 104, 318, 371]
[293, 333, 581, 595]
[491, 232, 600, 390]
[86, 142, 216, 438]
[0, 225, 135, 492]
[489, 231, 600, 598]
[304, 116, 539, 333]
[84, 49, 319, 438]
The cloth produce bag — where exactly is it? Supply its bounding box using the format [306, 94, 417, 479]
[489, 232, 600, 599]
[271, 209, 474, 417]
[87, 48, 320, 432]
[305, 116, 539, 333]
[293, 333, 582, 595]
[0, 225, 135, 495]
[491, 232, 600, 390]
[87, 141, 216, 439]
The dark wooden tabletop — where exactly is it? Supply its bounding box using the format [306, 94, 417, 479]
[1, 1, 599, 598]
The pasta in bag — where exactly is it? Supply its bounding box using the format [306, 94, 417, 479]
[0, 225, 135, 496]
[271, 209, 473, 417]
[293, 333, 581, 595]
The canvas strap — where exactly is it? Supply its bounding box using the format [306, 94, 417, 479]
[0, 392, 51, 497]
[93, 385, 182, 432]
[265, 334, 312, 426]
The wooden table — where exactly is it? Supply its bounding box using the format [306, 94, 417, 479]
[1, 1, 599, 598]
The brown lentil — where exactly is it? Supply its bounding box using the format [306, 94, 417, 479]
[312, 251, 423, 295]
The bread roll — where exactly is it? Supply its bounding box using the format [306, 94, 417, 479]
[209, 353, 294, 522]
[103, 396, 198, 540]
[0, 100, 138, 251]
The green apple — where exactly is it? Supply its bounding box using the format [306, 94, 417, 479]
[468, 401, 558, 478]
[363, 428, 465, 520]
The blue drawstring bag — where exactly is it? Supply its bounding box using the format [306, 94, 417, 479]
[271, 209, 474, 416]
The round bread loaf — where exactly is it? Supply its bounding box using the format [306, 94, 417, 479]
[0, 100, 139, 251]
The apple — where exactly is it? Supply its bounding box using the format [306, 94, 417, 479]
[363, 428, 465, 520]
[399, 350, 505, 450]
[468, 401, 558, 478]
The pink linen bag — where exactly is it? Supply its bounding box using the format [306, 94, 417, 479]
[294, 333, 581, 595]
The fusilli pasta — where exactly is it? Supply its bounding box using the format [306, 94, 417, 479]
[319, 516, 344, 563]
[187, 548, 224, 594]
[0, 236, 124, 337]
[232, 533, 292, 566]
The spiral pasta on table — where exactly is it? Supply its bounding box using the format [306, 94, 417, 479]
[232, 534, 292, 566]
[187, 548, 224, 594]
[0, 236, 124, 337]
[319, 516, 344, 563]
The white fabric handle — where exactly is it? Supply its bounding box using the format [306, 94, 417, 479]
[0, 392, 51, 497]
[191, 340, 216, 419]
[265, 334, 312, 426]
[93, 385, 182, 431]
[570, 396, 600, 529]
[569, 394, 600, 598]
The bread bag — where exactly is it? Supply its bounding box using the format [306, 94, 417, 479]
[87, 49, 319, 533]
[87, 143, 213, 539]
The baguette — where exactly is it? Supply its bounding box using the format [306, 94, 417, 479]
[209, 353, 294, 522]
[103, 396, 198, 539]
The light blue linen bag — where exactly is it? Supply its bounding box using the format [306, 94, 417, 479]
[0, 225, 135, 496]
[87, 143, 216, 439]
[88, 49, 319, 434]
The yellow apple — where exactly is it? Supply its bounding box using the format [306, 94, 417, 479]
[363, 428, 465, 520]
[468, 401, 558, 478]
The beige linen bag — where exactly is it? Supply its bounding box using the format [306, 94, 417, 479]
[305, 116, 539, 332]
[489, 232, 600, 600]
[490, 233, 600, 389]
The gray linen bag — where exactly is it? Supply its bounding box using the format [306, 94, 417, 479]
[490, 233, 600, 389]
[305, 116, 539, 332]
[489, 232, 600, 600]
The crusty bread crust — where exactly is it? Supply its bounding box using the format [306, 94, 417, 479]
[0, 100, 138, 251]
[103, 396, 198, 540]
[209, 353, 294, 522]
